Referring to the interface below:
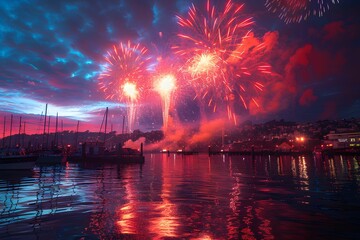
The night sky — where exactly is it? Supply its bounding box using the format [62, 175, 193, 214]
[1, 0, 359, 135]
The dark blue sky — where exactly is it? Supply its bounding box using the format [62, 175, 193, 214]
[0, 0, 359, 133]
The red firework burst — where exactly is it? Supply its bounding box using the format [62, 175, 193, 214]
[98, 41, 151, 102]
[265, 0, 340, 24]
[98, 41, 151, 132]
[173, 0, 273, 121]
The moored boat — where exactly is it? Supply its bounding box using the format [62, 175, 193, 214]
[0, 148, 37, 170]
[36, 149, 66, 164]
[36, 155, 65, 164]
[68, 107, 145, 164]
[68, 142, 144, 164]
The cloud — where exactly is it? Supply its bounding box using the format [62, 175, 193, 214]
[144, 118, 228, 151]
[248, 81, 291, 116]
[284, 43, 345, 87]
[246, 16, 358, 120]
[188, 118, 226, 145]
[277, 19, 358, 119]
[299, 88, 317, 106]
[0, 0, 359, 131]
[322, 21, 345, 41]
[284, 44, 313, 91]
[123, 137, 146, 150]
[227, 31, 279, 64]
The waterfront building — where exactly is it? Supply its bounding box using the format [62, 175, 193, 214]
[323, 132, 360, 149]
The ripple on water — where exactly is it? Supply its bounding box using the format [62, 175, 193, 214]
[1, 154, 360, 239]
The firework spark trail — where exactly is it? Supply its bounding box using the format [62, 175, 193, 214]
[122, 82, 139, 132]
[98, 41, 151, 132]
[265, 0, 340, 24]
[173, 0, 273, 121]
[154, 74, 176, 132]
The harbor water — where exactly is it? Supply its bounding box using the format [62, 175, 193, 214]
[1, 153, 360, 239]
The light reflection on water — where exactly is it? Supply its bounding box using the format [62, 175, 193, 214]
[1, 154, 360, 239]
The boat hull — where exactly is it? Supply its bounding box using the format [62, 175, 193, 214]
[0, 155, 37, 170]
[69, 154, 145, 164]
[36, 155, 66, 164]
[86, 154, 145, 163]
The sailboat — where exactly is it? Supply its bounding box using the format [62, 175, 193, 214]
[36, 104, 66, 164]
[69, 107, 144, 163]
[0, 149, 38, 170]
[0, 115, 37, 170]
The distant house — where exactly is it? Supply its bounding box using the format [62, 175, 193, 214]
[277, 142, 293, 152]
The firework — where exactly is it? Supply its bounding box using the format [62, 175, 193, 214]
[122, 82, 139, 132]
[98, 41, 151, 132]
[174, 0, 272, 122]
[154, 74, 177, 131]
[265, 0, 340, 24]
[187, 52, 222, 80]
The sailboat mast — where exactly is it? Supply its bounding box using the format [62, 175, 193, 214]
[43, 104, 48, 135]
[104, 107, 108, 143]
[47, 116, 51, 134]
[23, 121, 26, 147]
[9, 114, 13, 148]
[75, 120, 79, 149]
[122, 115, 125, 134]
[18, 116, 22, 147]
[61, 120, 64, 147]
[47, 115, 51, 149]
[42, 103, 48, 149]
[2, 116, 5, 148]
[55, 112, 58, 147]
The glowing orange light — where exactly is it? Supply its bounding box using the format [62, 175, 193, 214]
[154, 74, 177, 131]
[122, 82, 138, 101]
[296, 137, 305, 142]
[98, 41, 150, 102]
[155, 74, 176, 95]
[188, 53, 219, 78]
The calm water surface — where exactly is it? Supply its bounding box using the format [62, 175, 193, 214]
[1, 154, 360, 239]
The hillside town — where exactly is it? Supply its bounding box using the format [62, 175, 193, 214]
[221, 118, 360, 154]
[1, 118, 359, 154]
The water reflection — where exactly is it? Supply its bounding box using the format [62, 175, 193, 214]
[116, 169, 138, 235]
[227, 156, 274, 240]
[1, 154, 360, 239]
[0, 170, 33, 231]
[85, 163, 143, 239]
[148, 153, 180, 238]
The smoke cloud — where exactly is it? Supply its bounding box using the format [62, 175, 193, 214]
[144, 118, 229, 151]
